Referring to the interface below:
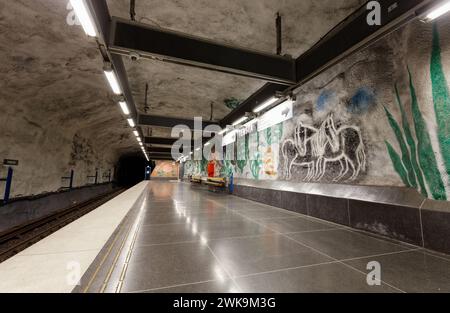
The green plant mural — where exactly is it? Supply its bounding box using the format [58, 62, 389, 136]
[383, 104, 417, 189]
[200, 157, 208, 176]
[221, 159, 234, 177]
[249, 132, 262, 179]
[431, 24, 450, 177]
[385, 140, 410, 186]
[236, 135, 248, 174]
[273, 123, 283, 144]
[394, 85, 428, 197]
[264, 127, 272, 146]
[385, 69, 446, 200]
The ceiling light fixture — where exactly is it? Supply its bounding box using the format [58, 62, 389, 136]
[103, 64, 122, 95]
[421, 0, 450, 22]
[232, 116, 248, 126]
[253, 97, 278, 113]
[70, 0, 97, 37]
[218, 128, 228, 135]
[119, 101, 130, 115]
[127, 118, 135, 128]
[133, 130, 139, 137]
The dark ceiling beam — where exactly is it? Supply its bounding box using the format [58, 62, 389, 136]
[145, 137, 196, 146]
[220, 83, 287, 127]
[148, 152, 179, 159]
[145, 137, 177, 145]
[109, 17, 296, 85]
[294, 0, 433, 85]
[138, 114, 217, 129]
[146, 147, 173, 153]
[148, 156, 176, 160]
[144, 136, 212, 147]
[220, 0, 435, 126]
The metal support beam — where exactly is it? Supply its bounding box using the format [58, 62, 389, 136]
[147, 147, 173, 154]
[148, 154, 177, 160]
[294, 0, 433, 86]
[144, 136, 212, 146]
[220, 83, 287, 127]
[276, 12, 282, 55]
[109, 17, 296, 85]
[145, 137, 178, 146]
[138, 114, 217, 129]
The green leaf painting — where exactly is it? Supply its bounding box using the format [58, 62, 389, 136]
[431, 24, 450, 178]
[408, 68, 446, 200]
[249, 132, 262, 179]
[385, 69, 447, 200]
[394, 85, 428, 197]
[383, 105, 417, 188]
[385, 140, 410, 187]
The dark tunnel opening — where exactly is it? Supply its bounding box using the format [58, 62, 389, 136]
[116, 154, 155, 187]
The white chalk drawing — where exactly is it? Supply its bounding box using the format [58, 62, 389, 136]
[282, 115, 366, 182]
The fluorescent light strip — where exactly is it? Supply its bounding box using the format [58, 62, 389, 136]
[127, 118, 135, 128]
[426, 1, 450, 21]
[253, 97, 278, 113]
[104, 70, 122, 95]
[232, 116, 248, 126]
[218, 128, 228, 135]
[70, 0, 97, 37]
[133, 130, 139, 137]
[119, 101, 130, 115]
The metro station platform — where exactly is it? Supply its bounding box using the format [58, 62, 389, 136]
[1, 181, 450, 293]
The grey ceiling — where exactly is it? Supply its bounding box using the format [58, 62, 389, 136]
[1, 0, 365, 154]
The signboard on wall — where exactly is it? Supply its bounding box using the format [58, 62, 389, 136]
[222, 130, 237, 147]
[3, 159, 19, 166]
[236, 119, 258, 138]
[257, 100, 293, 131]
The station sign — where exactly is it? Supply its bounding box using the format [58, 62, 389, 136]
[222, 130, 237, 147]
[236, 119, 258, 138]
[257, 100, 293, 131]
[3, 159, 19, 166]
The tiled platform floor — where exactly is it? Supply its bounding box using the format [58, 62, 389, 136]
[86, 181, 450, 293]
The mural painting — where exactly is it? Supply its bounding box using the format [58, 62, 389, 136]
[151, 161, 178, 178]
[383, 26, 449, 201]
[183, 20, 450, 201]
[282, 115, 366, 182]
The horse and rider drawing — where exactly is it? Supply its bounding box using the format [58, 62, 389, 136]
[282, 115, 366, 182]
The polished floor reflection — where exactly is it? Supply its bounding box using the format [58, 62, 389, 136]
[97, 181, 450, 293]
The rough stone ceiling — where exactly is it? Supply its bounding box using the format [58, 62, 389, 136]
[1, 0, 366, 156]
[107, 0, 366, 136]
[0, 0, 138, 156]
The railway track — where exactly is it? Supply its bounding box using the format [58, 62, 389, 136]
[0, 188, 126, 263]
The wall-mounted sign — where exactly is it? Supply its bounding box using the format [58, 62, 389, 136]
[236, 119, 258, 138]
[3, 159, 19, 166]
[257, 100, 293, 131]
[222, 130, 237, 147]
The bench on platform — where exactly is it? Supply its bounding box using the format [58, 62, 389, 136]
[190, 176, 202, 184]
[204, 177, 227, 188]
